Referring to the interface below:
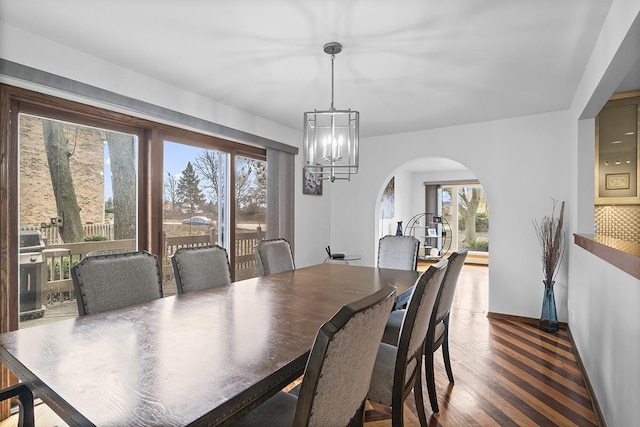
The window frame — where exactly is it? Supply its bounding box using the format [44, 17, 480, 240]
[441, 183, 490, 263]
[0, 84, 266, 331]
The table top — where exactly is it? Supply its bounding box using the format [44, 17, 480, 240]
[0, 263, 420, 427]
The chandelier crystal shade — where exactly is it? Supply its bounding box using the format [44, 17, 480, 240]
[303, 42, 359, 182]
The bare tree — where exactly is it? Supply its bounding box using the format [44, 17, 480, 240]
[164, 172, 179, 213]
[235, 158, 254, 209]
[42, 120, 84, 243]
[252, 160, 267, 208]
[105, 131, 136, 240]
[459, 187, 481, 242]
[193, 150, 219, 203]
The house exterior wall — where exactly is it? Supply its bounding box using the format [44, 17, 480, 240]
[19, 114, 104, 227]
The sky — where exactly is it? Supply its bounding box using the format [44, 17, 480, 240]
[104, 140, 209, 200]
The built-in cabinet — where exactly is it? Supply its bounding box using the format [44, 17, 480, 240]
[595, 91, 640, 245]
[595, 92, 640, 205]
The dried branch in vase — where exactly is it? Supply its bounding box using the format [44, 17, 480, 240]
[533, 199, 565, 283]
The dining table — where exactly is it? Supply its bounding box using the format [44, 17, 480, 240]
[0, 263, 421, 426]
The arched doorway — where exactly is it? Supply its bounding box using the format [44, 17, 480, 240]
[374, 154, 490, 313]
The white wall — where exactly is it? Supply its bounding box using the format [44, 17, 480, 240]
[569, 245, 640, 426]
[568, 1, 640, 425]
[330, 110, 573, 320]
[0, 25, 300, 145]
[392, 169, 413, 235]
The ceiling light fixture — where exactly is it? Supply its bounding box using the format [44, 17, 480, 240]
[303, 42, 359, 182]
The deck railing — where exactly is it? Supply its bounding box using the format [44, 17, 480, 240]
[23, 226, 266, 306]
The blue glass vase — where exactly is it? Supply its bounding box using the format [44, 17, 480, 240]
[540, 280, 558, 332]
[396, 221, 403, 236]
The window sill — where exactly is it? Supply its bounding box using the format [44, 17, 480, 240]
[573, 234, 640, 280]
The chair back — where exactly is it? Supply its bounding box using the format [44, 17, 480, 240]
[395, 259, 448, 389]
[377, 235, 420, 270]
[85, 247, 136, 257]
[172, 245, 232, 293]
[72, 250, 163, 316]
[434, 250, 468, 324]
[254, 238, 295, 276]
[293, 285, 397, 426]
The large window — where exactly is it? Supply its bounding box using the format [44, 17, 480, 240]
[3, 86, 268, 330]
[442, 184, 489, 254]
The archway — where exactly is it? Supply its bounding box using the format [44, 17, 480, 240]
[373, 154, 490, 309]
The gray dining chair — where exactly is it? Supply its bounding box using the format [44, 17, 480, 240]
[171, 245, 232, 293]
[85, 247, 136, 257]
[0, 383, 34, 427]
[367, 259, 448, 427]
[381, 250, 468, 414]
[229, 284, 397, 427]
[377, 235, 420, 271]
[71, 250, 163, 316]
[254, 238, 295, 276]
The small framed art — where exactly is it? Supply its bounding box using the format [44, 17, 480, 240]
[303, 169, 323, 195]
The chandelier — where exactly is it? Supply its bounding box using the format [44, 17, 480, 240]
[303, 42, 359, 182]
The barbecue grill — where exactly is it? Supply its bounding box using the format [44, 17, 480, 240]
[19, 230, 46, 319]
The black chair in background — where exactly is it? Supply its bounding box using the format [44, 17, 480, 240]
[0, 383, 34, 427]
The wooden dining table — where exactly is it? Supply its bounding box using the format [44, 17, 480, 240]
[0, 263, 420, 426]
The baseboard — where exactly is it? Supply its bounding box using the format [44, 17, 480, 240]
[486, 312, 568, 329]
[567, 327, 607, 427]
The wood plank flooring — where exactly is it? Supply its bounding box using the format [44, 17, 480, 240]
[363, 264, 598, 427]
[0, 265, 598, 427]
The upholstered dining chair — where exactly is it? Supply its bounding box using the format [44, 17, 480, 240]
[254, 238, 295, 276]
[0, 383, 34, 427]
[229, 284, 397, 427]
[367, 259, 448, 426]
[381, 250, 468, 413]
[171, 245, 232, 293]
[71, 250, 163, 316]
[377, 235, 420, 271]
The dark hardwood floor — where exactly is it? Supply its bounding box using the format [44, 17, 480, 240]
[0, 264, 598, 427]
[363, 264, 598, 427]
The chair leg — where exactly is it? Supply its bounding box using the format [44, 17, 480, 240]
[413, 362, 428, 427]
[391, 387, 405, 427]
[425, 350, 439, 413]
[442, 316, 454, 383]
[347, 401, 366, 427]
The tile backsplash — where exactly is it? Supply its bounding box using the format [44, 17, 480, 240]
[595, 205, 640, 244]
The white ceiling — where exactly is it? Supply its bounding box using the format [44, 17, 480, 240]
[1, 0, 631, 139]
